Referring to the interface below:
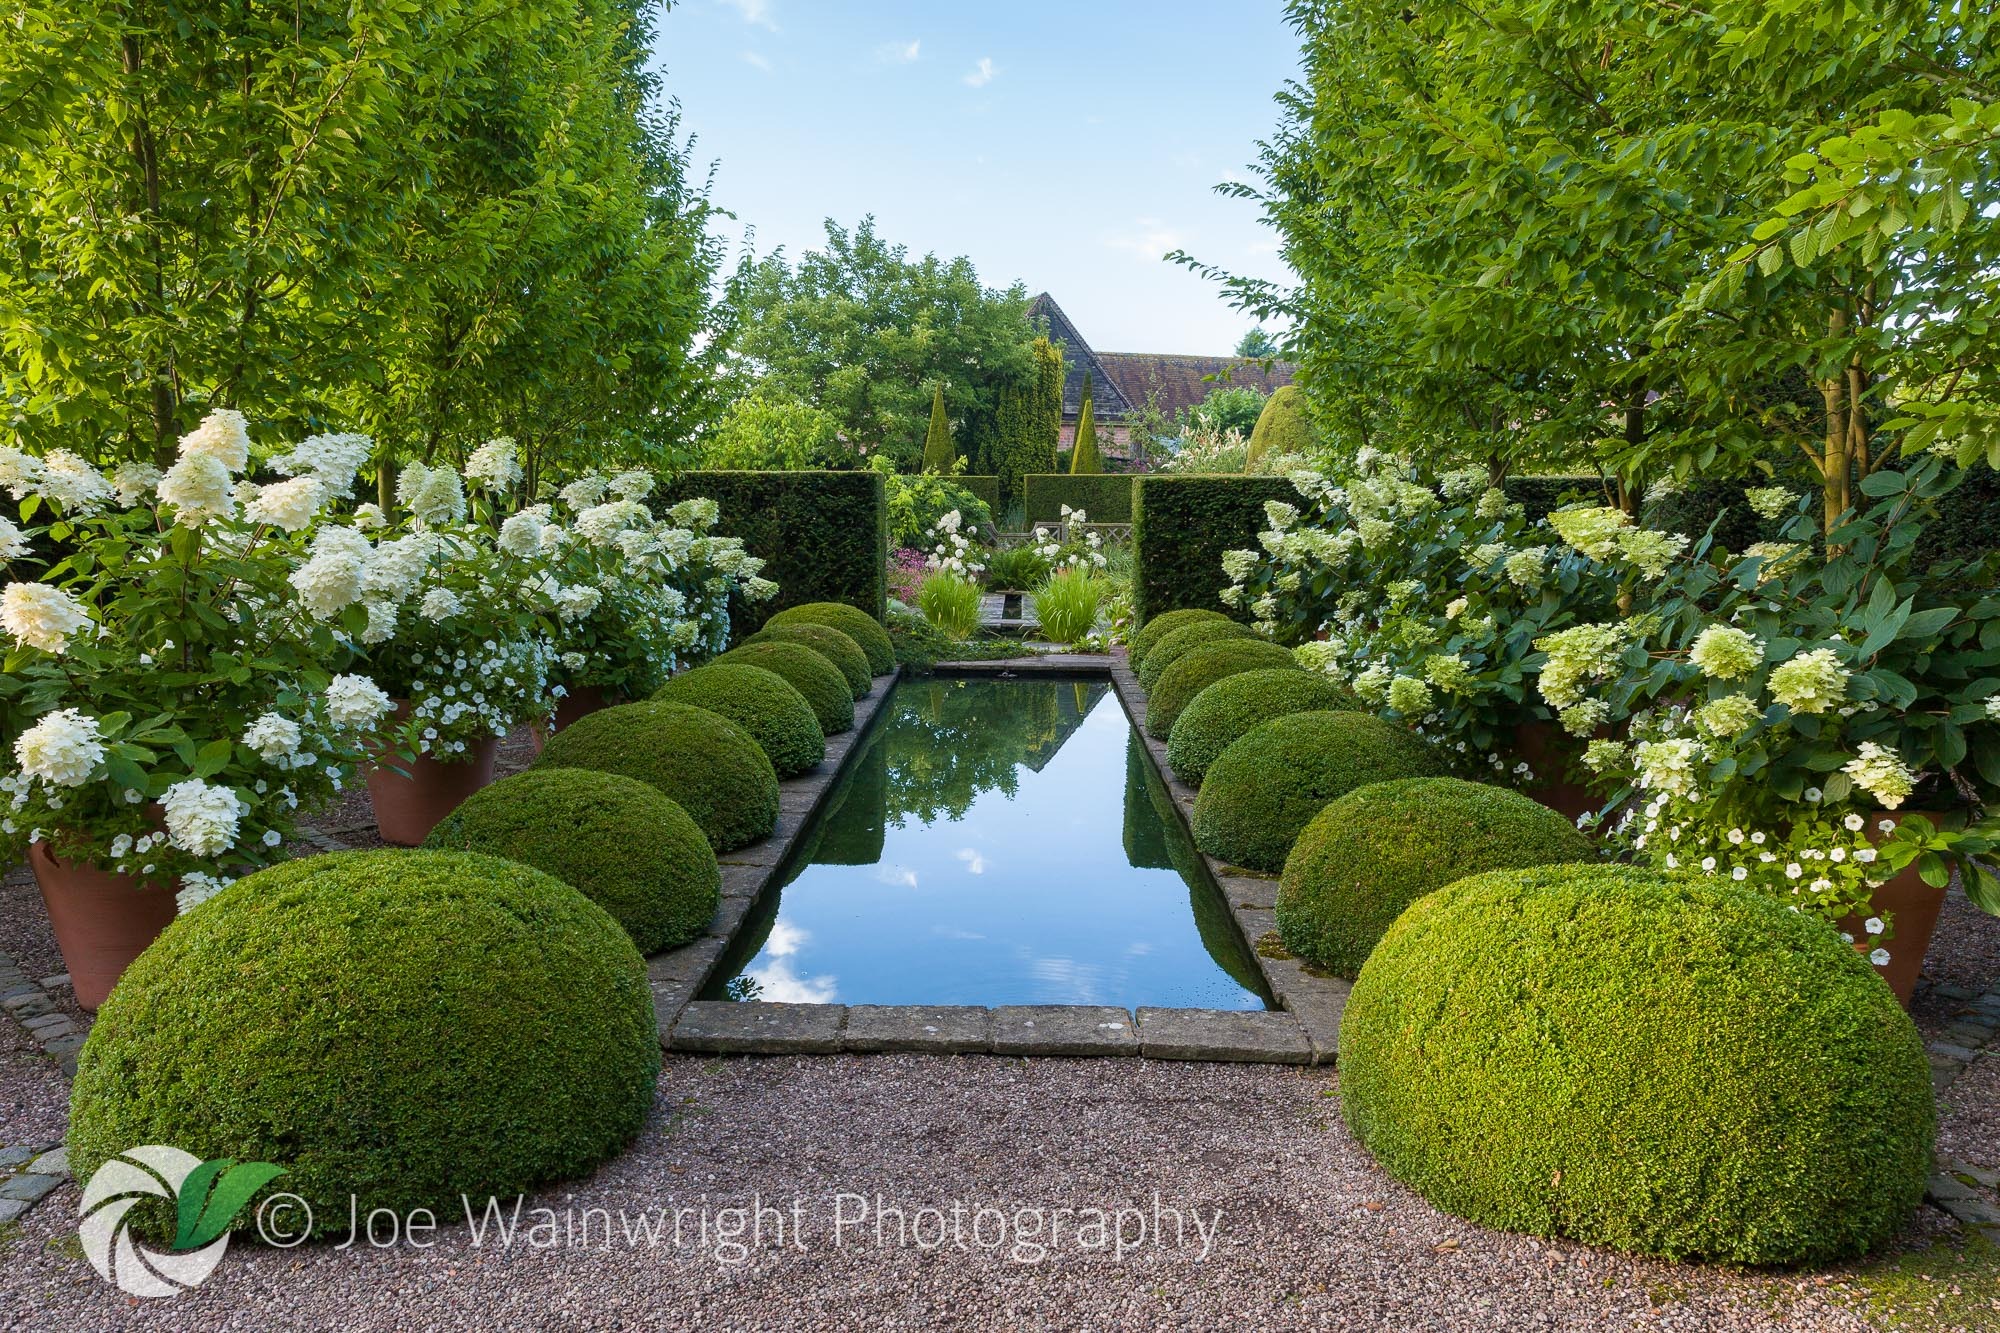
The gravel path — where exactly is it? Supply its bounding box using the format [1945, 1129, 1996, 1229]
[0, 1053, 1953, 1332]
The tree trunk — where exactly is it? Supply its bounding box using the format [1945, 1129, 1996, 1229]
[124, 35, 178, 466]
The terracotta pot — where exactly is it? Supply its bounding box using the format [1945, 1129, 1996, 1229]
[1838, 814, 1952, 1007]
[528, 686, 619, 755]
[366, 734, 499, 846]
[29, 843, 180, 1010]
[1509, 720, 1600, 823]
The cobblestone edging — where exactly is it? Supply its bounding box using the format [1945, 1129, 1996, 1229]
[0, 944, 87, 1075]
[1923, 980, 2000, 1240]
[662, 652, 1325, 1063]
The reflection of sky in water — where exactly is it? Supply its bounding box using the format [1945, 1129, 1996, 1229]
[712, 683, 1267, 1009]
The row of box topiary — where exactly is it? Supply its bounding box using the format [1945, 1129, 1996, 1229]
[1125, 607, 1936, 1269]
[68, 603, 900, 1239]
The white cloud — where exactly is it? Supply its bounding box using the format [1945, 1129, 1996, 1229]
[718, 0, 777, 30]
[747, 959, 837, 1004]
[741, 50, 772, 73]
[874, 864, 919, 889]
[962, 57, 996, 87]
[766, 918, 807, 957]
[955, 848, 987, 875]
[878, 39, 920, 63]
[1105, 217, 1190, 263]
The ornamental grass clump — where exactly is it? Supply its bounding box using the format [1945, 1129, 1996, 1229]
[1145, 639, 1299, 739]
[916, 571, 983, 641]
[534, 700, 778, 852]
[424, 768, 719, 953]
[68, 850, 659, 1239]
[767, 602, 895, 675]
[653, 663, 825, 778]
[1129, 607, 1232, 669]
[717, 641, 854, 734]
[1191, 711, 1449, 873]
[741, 623, 872, 699]
[1033, 568, 1107, 646]
[1164, 669, 1359, 787]
[1276, 776, 1593, 974]
[1339, 864, 1934, 1265]
[1135, 619, 1255, 691]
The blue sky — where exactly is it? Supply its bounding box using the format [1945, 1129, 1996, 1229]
[651, 0, 1303, 355]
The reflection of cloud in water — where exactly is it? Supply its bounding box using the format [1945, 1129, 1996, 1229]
[875, 864, 919, 889]
[933, 926, 985, 941]
[1028, 956, 1112, 1004]
[1126, 942, 1154, 956]
[751, 918, 836, 1001]
[955, 848, 987, 875]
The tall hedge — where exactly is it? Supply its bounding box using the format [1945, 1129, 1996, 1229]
[1132, 474, 1302, 624]
[957, 475, 1001, 515]
[921, 383, 955, 473]
[1023, 474, 1136, 525]
[653, 470, 886, 630]
[993, 335, 1062, 510]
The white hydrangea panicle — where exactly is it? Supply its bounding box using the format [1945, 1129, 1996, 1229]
[463, 436, 522, 492]
[15, 708, 106, 787]
[1, 582, 93, 653]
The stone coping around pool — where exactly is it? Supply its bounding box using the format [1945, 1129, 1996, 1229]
[650, 649, 1338, 1065]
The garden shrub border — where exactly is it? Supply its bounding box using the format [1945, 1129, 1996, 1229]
[1132, 474, 1302, 624]
[1023, 473, 1136, 525]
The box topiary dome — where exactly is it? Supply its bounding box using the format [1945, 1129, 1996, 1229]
[534, 700, 779, 852]
[742, 622, 872, 699]
[425, 767, 720, 954]
[653, 662, 825, 778]
[765, 601, 895, 675]
[1191, 711, 1448, 872]
[1339, 863, 1934, 1265]
[1144, 638, 1298, 739]
[1129, 608, 1233, 670]
[1135, 619, 1255, 692]
[1276, 775, 1592, 974]
[68, 850, 659, 1239]
[1165, 669, 1359, 786]
[717, 641, 855, 735]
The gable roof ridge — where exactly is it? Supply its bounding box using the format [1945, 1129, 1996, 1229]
[1026, 293, 1133, 417]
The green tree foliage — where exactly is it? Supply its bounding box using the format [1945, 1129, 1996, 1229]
[1246, 385, 1317, 466]
[990, 335, 1064, 507]
[1185, 385, 1269, 439]
[921, 383, 956, 473]
[0, 1, 726, 476]
[1181, 1, 2000, 526]
[1070, 374, 1104, 474]
[729, 217, 1036, 469]
[1235, 327, 1279, 358]
[701, 391, 846, 470]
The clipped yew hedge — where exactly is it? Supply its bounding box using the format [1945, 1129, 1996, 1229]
[1132, 474, 1301, 624]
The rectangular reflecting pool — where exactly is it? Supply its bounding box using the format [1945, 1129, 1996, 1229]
[701, 675, 1273, 1010]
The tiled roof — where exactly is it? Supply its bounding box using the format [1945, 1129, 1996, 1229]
[1097, 353, 1296, 422]
[1027, 293, 1135, 418]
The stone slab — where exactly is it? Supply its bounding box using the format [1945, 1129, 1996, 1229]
[670, 1001, 846, 1054]
[26, 1147, 68, 1178]
[718, 863, 768, 900]
[842, 1005, 992, 1054]
[0, 1198, 29, 1225]
[990, 1006, 1137, 1057]
[646, 937, 725, 987]
[1216, 875, 1279, 910]
[705, 894, 755, 940]
[1135, 1007, 1311, 1064]
[1282, 981, 1352, 1066]
[0, 1173, 61, 1203]
[1232, 906, 1279, 949]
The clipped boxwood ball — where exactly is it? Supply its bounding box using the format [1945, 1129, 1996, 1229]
[1144, 639, 1297, 739]
[425, 768, 720, 953]
[1136, 619, 1254, 692]
[1340, 864, 1934, 1265]
[717, 641, 854, 735]
[1276, 776, 1591, 974]
[1129, 607, 1232, 669]
[766, 602, 895, 675]
[743, 622, 872, 699]
[653, 663, 825, 778]
[69, 850, 659, 1238]
[1166, 669, 1359, 787]
[1193, 712, 1448, 873]
[535, 700, 778, 852]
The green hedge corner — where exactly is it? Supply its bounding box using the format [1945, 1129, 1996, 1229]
[1132, 474, 1301, 625]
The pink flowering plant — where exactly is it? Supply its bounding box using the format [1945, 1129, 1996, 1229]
[0, 412, 397, 905]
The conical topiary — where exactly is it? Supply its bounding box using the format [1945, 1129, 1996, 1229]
[1070, 373, 1103, 474]
[922, 382, 955, 474]
[1247, 384, 1316, 467]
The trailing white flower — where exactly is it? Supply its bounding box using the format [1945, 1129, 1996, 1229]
[462, 437, 522, 492]
[177, 408, 252, 472]
[241, 713, 304, 763]
[15, 708, 105, 787]
[157, 453, 237, 526]
[270, 432, 373, 494]
[326, 674, 395, 730]
[242, 475, 327, 532]
[1, 582, 93, 653]
[1842, 742, 1917, 810]
[1688, 624, 1764, 680]
[160, 777, 243, 857]
[1769, 647, 1849, 715]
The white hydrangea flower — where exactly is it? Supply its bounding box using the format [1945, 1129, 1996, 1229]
[353, 502, 388, 531]
[562, 474, 611, 511]
[326, 674, 395, 729]
[1769, 647, 1849, 715]
[241, 713, 303, 762]
[608, 470, 655, 502]
[1745, 486, 1796, 520]
[242, 475, 326, 532]
[1842, 742, 1916, 810]
[0, 447, 43, 499]
[0, 517, 27, 561]
[269, 431, 373, 494]
[157, 453, 237, 526]
[175, 870, 234, 914]
[396, 462, 466, 527]
[463, 437, 522, 491]
[289, 546, 367, 619]
[497, 511, 545, 557]
[1688, 624, 1764, 680]
[36, 450, 115, 514]
[419, 587, 464, 623]
[577, 500, 650, 547]
[109, 462, 164, 507]
[177, 408, 252, 472]
[1548, 506, 1630, 560]
[160, 777, 243, 856]
[15, 708, 106, 787]
[0, 582, 93, 653]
